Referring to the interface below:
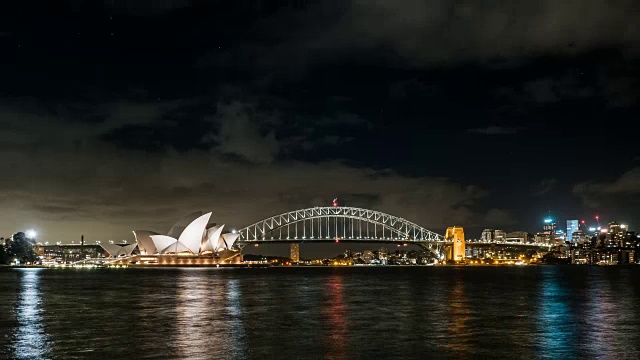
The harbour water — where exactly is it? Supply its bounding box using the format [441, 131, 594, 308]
[1, 266, 640, 359]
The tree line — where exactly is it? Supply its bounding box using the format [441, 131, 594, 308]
[0, 232, 39, 265]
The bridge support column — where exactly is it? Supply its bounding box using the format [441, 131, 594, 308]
[290, 243, 300, 263]
[445, 226, 465, 263]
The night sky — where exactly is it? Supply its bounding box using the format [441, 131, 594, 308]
[1, 1, 638, 254]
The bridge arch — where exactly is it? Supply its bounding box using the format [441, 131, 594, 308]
[236, 207, 443, 248]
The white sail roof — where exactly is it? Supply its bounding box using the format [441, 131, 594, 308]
[177, 212, 212, 254]
[160, 241, 191, 254]
[201, 225, 222, 252]
[222, 233, 240, 250]
[100, 243, 138, 257]
[167, 211, 203, 239]
[150, 235, 178, 254]
[133, 230, 159, 254]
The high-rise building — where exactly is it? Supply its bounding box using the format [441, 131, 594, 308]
[543, 218, 556, 244]
[567, 220, 579, 244]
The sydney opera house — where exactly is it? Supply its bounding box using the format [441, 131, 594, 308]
[101, 211, 243, 266]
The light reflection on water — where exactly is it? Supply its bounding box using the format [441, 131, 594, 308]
[0, 266, 639, 359]
[537, 269, 576, 358]
[11, 268, 51, 359]
[322, 274, 348, 360]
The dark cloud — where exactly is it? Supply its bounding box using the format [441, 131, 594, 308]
[0, 100, 491, 242]
[573, 168, 640, 208]
[536, 178, 558, 196]
[467, 126, 520, 135]
[207, 101, 280, 164]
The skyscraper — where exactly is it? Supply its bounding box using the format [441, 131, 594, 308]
[567, 220, 579, 244]
[543, 218, 556, 244]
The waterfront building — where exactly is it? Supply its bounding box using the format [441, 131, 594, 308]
[103, 211, 242, 266]
[494, 230, 507, 242]
[37, 244, 105, 264]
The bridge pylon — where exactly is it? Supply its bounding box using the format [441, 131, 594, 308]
[444, 226, 465, 263]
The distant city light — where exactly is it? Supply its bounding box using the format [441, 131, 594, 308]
[600, 229, 608, 233]
[588, 227, 596, 231]
[544, 218, 553, 223]
[25, 229, 37, 239]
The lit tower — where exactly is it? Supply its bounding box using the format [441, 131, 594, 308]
[543, 217, 556, 244]
[444, 227, 465, 262]
[290, 243, 300, 263]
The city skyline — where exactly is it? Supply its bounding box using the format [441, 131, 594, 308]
[0, 1, 638, 255]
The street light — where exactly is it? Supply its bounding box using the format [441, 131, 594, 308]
[25, 229, 37, 239]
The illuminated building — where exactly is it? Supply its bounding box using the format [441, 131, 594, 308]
[290, 243, 300, 262]
[542, 218, 556, 244]
[444, 226, 465, 262]
[571, 230, 587, 245]
[505, 231, 529, 244]
[567, 220, 579, 244]
[494, 230, 506, 242]
[107, 212, 242, 266]
[534, 232, 547, 244]
[481, 229, 494, 241]
[37, 244, 105, 264]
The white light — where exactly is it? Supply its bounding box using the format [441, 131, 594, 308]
[25, 229, 37, 239]
[232, 229, 237, 234]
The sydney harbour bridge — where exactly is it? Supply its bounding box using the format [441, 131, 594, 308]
[90, 204, 549, 266]
[235, 206, 547, 261]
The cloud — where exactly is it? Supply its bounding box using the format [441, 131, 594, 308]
[207, 101, 280, 164]
[194, 0, 640, 75]
[467, 126, 520, 135]
[0, 100, 488, 243]
[536, 178, 558, 196]
[573, 168, 640, 207]
[483, 209, 516, 228]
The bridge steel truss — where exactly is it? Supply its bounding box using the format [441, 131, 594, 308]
[237, 207, 444, 254]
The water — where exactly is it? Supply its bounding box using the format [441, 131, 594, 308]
[1, 266, 640, 359]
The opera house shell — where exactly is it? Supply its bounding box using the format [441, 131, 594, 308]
[103, 211, 242, 265]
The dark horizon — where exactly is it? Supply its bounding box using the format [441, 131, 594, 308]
[1, 1, 638, 255]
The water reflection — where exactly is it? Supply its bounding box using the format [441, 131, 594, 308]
[322, 274, 348, 360]
[225, 279, 247, 359]
[12, 269, 50, 359]
[173, 269, 218, 359]
[537, 269, 576, 358]
[445, 278, 471, 355]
